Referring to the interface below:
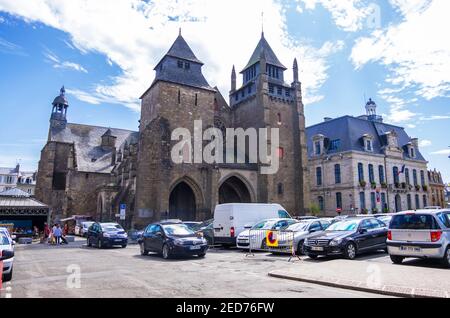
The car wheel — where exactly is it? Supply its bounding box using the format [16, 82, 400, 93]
[198, 253, 206, 258]
[162, 244, 171, 259]
[296, 241, 305, 256]
[140, 243, 148, 256]
[345, 243, 357, 260]
[3, 266, 13, 282]
[390, 255, 404, 264]
[442, 246, 450, 268]
[121, 245, 127, 248]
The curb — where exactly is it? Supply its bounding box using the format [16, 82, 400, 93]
[268, 271, 449, 298]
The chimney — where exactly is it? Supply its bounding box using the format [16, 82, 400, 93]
[324, 117, 333, 122]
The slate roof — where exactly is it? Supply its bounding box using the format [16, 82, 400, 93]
[241, 33, 287, 73]
[0, 188, 30, 197]
[0, 167, 18, 175]
[0, 188, 48, 209]
[164, 33, 204, 65]
[147, 33, 214, 93]
[49, 123, 139, 173]
[306, 115, 427, 161]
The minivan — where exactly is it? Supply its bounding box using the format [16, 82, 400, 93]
[213, 203, 291, 246]
[387, 210, 450, 267]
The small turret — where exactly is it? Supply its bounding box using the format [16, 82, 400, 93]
[293, 58, 299, 83]
[231, 65, 236, 92]
[50, 86, 69, 130]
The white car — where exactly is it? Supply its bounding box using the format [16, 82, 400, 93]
[1, 232, 15, 282]
[0, 227, 13, 243]
[76, 221, 94, 237]
[236, 218, 298, 250]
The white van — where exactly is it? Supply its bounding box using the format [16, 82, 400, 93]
[213, 204, 292, 246]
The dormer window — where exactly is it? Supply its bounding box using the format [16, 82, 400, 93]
[313, 134, 325, 156]
[184, 62, 190, 70]
[177, 60, 183, 68]
[406, 143, 416, 158]
[362, 134, 374, 152]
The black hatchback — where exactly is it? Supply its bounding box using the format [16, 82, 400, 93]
[87, 222, 128, 249]
[303, 217, 388, 260]
[138, 221, 208, 259]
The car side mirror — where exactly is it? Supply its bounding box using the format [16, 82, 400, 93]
[0, 250, 14, 261]
[156, 232, 163, 237]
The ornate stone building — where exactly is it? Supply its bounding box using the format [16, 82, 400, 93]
[36, 32, 310, 227]
[306, 99, 429, 216]
[428, 169, 446, 208]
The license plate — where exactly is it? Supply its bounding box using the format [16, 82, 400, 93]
[115, 239, 122, 242]
[311, 247, 324, 251]
[190, 246, 201, 250]
[400, 246, 421, 252]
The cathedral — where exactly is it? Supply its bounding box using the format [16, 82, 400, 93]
[35, 31, 310, 228]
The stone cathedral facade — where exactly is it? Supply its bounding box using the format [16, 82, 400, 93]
[35, 31, 310, 228]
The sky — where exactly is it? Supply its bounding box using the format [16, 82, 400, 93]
[0, 0, 449, 181]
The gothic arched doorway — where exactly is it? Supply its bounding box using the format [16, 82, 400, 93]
[169, 182, 197, 221]
[219, 176, 252, 204]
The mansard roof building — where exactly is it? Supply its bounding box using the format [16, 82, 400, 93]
[306, 99, 430, 215]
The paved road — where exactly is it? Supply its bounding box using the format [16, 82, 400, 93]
[1, 240, 388, 298]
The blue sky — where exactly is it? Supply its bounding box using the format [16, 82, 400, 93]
[0, 0, 449, 181]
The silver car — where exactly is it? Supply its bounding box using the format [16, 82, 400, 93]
[276, 219, 331, 255]
[387, 209, 450, 267]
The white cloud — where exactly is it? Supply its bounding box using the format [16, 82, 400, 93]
[419, 139, 432, 147]
[351, 0, 450, 100]
[431, 149, 450, 155]
[296, 0, 374, 32]
[420, 115, 450, 121]
[44, 49, 87, 73]
[0, 0, 343, 111]
[0, 36, 26, 56]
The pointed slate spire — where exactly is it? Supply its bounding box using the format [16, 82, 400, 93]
[231, 65, 236, 92]
[163, 32, 203, 65]
[293, 58, 299, 83]
[241, 33, 287, 73]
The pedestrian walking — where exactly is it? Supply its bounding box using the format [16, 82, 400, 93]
[53, 224, 62, 245]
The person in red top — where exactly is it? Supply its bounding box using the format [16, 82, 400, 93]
[44, 223, 51, 239]
[63, 223, 69, 236]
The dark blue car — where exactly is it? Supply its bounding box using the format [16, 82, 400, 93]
[87, 222, 128, 248]
[138, 220, 208, 259]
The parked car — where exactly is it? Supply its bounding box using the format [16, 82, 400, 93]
[192, 219, 214, 245]
[138, 220, 208, 259]
[304, 217, 388, 260]
[213, 203, 292, 246]
[76, 221, 95, 237]
[183, 222, 202, 230]
[87, 222, 128, 248]
[375, 214, 395, 227]
[293, 216, 319, 221]
[237, 218, 298, 250]
[0, 227, 13, 244]
[1, 232, 15, 282]
[387, 210, 450, 267]
[282, 219, 331, 255]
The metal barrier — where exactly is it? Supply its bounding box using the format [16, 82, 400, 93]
[245, 229, 301, 262]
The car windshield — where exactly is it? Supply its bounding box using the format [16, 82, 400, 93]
[252, 220, 278, 230]
[390, 214, 438, 230]
[287, 222, 310, 231]
[163, 224, 195, 236]
[326, 220, 360, 231]
[0, 233, 10, 245]
[101, 224, 123, 232]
